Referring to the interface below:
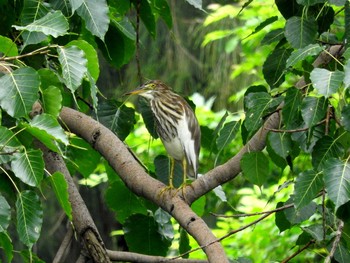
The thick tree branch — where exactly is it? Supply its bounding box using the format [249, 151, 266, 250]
[59, 107, 229, 263]
[38, 142, 111, 263]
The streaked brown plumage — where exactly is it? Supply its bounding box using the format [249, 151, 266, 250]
[126, 80, 200, 188]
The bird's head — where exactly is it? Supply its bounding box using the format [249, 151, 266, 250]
[125, 80, 171, 100]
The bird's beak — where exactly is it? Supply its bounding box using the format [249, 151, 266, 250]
[124, 84, 145, 96]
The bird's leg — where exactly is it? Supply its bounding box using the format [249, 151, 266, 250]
[168, 157, 175, 188]
[158, 157, 175, 197]
[173, 158, 188, 198]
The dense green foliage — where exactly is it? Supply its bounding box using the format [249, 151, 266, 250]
[0, 0, 350, 262]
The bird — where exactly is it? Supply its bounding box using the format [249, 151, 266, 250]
[126, 80, 201, 192]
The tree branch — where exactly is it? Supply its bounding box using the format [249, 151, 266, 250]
[107, 250, 208, 262]
[59, 107, 229, 263]
[37, 142, 111, 263]
[324, 220, 345, 263]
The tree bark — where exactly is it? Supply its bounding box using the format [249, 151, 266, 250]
[38, 142, 111, 263]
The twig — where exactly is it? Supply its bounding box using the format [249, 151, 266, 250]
[324, 220, 345, 263]
[265, 119, 326, 133]
[107, 250, 207, 263]
[210, 203, 294, 218]
[53, 226, 74, 263]
[172, 203, 293, 260]
[0, 45, 58, 61]
[280, 240, 315, 263]
[135, 0, 142, 84]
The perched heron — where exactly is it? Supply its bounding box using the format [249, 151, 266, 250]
[126, 80, 201, 190]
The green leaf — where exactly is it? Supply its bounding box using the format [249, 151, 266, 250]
[191, 195, 206, 217]
[66, 136, 100, 178]
[154, 208, 174, 240]
[263, 47, 293, 88]
[294, 170, 323, 209]
[14, 11, 69, 38]
[261, 28, 285, 45]
[246, 16, 278, 38]
[11, 149, 44, 187]
[179, 228, 191, 258]
[110, 10, 136, 40]
[123, 214, 171, 256]
[38, 69, 63, 90]
[57, 45, 88, 93]
[310, 68, 344, 97]
[241, 152, 269, 187]
[324, 158, 350, 211]
[285, 16, 318, 48]
[66, 40, 100, 81]
[297, 0, 327, 5]
[42, 86, 62, 117]
[0, 232, 13, 263]
[20, 0, 49, 47]
[244, 92, 283, 134]
[312, 136, 344, 171]
[275, 201, 292, 232]
[302, 224, 324, 242]
[216, 121, 240, 152]
[0, 195, 11, 232]
[334, 241, 350, 263]
[105, 180, 147, 224]
[97, 100, 135, 141]
[153, 0, 172, 28]
[301, 96, 327, 128]
[16, 190, 43, 248]
[343, 60, 350, 88]
[341, 105, 350, 132]
[202, 30, 234, 46]
[267, 132, 293, 159]
[154, 155, 182, 187]
[0, 126, 22, 164]
[76, 0, 110, 40]
[286, 44, 323, 68]
[24, 113, 69, 146]
[0, 67, 40, 118]
[19, 251, 45, 263]
[49, 172, 72, 221]
[185, 0, 204, 11]
[99, 25, 136, 68]
[282, 87, 303, 129]
[138, 97, 158, 139]
[284, 200, 317, 224]
[0, 36, 18, 57]
[136, 0, 156, 37]
[276, 0, 302, 19]
[69, 0, 83, 12]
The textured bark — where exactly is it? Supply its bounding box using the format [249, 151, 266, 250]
[38, 143, 111, 263]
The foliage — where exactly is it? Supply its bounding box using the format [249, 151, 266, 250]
[0, 0, 349, 262]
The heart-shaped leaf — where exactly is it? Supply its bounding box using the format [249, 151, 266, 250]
[324, 158, 350, 211]
[16, 191, 43, 248]
[285, 16, 318, 48]
[11, 149, 44, 187]
[76, 0, 109, 40]
[14, 11, 69, 38]
[294, 170, 323, 209]
[241, 152, 269, 187]
[57, 45, 88, 93]
[310, 68, 344, 97]
[0, 67, 40, 118]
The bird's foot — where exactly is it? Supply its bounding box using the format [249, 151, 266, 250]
[158, 185, 175, 198]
